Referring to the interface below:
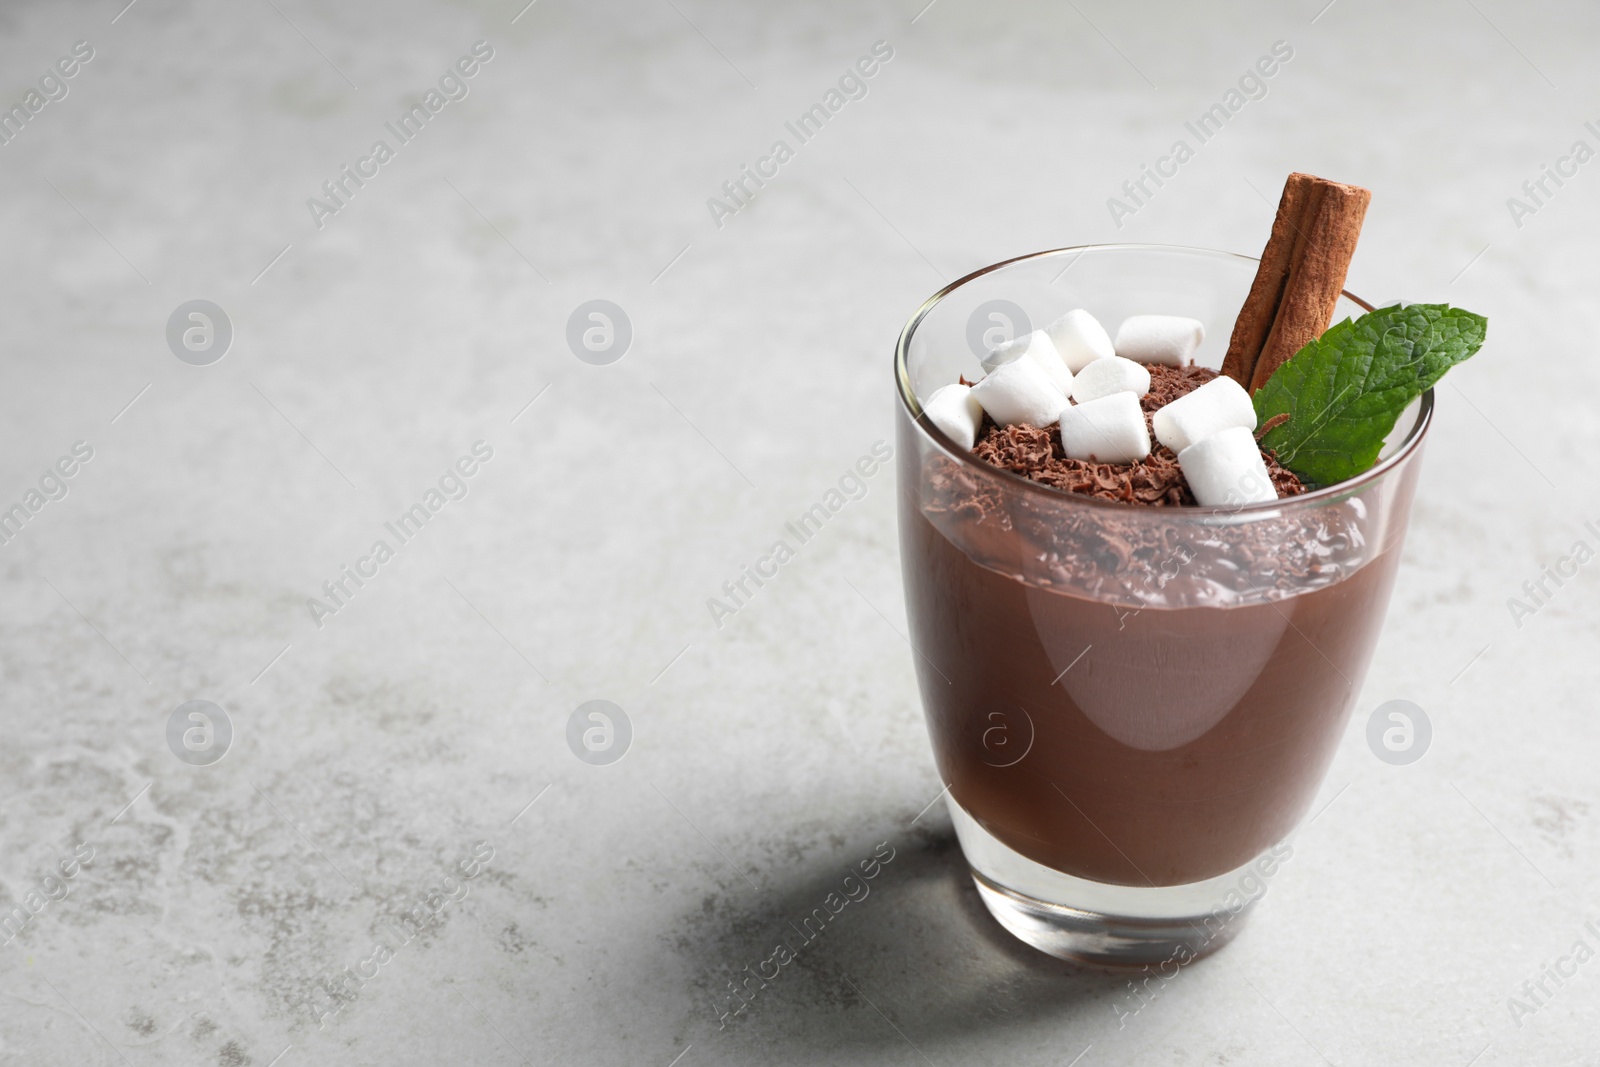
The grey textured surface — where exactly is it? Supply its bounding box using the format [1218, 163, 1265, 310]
[0, 0, 1595, 1064]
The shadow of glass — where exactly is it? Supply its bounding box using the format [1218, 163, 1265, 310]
[655, 816, 1134, 1063]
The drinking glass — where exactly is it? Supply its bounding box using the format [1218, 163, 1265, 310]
[895, 245, 1429, 968]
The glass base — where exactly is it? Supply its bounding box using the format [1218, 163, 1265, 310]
[949, 795, 1267, 969]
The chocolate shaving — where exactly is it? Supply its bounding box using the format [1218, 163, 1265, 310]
[1256, 412, 1291, 439]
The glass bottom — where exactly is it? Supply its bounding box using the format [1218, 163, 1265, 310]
[949, 795, 1269, 969]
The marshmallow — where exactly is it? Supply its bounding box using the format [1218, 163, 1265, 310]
[1070, 356, 1151, 404]
[1115, 315, 1205, 366]
[1057, 392, 1151, 464]
[1178, 426, 1277, 506]
[1150, 375, 1257, 453]
[922, 383, 983, 450]
[1043, 309, 1116, 372]
[984, 329, 1073, 394]
[971, 356, 1069, 428]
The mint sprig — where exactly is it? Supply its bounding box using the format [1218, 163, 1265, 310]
[1253, 303, 1487, 486]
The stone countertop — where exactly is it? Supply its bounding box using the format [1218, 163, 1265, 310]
[0, 0, 1596, 1063]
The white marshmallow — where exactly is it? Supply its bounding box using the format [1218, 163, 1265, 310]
[1178, 426, 1277, 507]
[971, 356, 1068, 428]
[1069, 356, 1151, 404]
[922, 383, 983, 450]
[984, 329, 1073, 394]
[1057, 392, 1151, 464]
[1044, 309, 1116, 372]
[1150, 375, 1257, 453]
[1115, 314, 1205, 367]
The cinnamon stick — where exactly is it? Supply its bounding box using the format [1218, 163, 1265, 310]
[1221, 172, 1371, 392]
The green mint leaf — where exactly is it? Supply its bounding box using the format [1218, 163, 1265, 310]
[1253, 303, 1487, 486]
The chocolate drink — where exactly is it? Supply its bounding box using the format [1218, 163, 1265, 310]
[899, 418, 1422, 888]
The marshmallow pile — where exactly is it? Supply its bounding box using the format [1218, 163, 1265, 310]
[923, 309, 1278, 507]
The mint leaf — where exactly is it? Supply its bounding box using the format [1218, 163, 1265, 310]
[1253, 303, 1487, 486]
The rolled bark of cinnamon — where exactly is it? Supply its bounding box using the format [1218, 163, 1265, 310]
[1221, 173, 1371, 392]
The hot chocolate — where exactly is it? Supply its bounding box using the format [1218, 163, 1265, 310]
[899, 449, 1417, 884]
[900, 358, 1423, 884]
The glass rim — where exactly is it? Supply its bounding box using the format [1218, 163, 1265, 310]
[894, 242, 1434, 516]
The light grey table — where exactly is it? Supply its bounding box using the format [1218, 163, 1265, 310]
[1, 0, 1594, 1063]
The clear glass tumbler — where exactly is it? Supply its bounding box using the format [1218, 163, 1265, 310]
[894, 245, 1429, 968]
